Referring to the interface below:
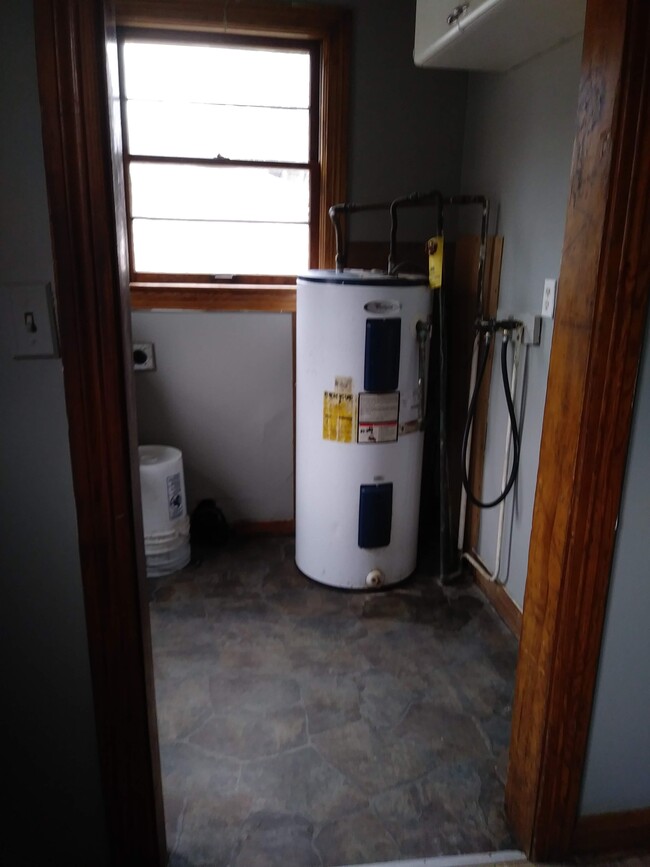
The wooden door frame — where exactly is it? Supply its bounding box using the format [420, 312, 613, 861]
[33, 1, 166, 864]
[505, 0, 650, 859]
[33, 0, 649, 862]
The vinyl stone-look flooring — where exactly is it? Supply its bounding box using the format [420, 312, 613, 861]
[149, 536, 518, 867]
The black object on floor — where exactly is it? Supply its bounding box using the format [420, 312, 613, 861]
[190, 498, 229, 547]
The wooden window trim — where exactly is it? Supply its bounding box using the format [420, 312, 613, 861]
[130, 282, 297, 312]
[118, 28, 320, 287]
[115, 0, 350, 312]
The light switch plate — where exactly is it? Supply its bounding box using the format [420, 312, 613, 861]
[8, 283, 59, 359]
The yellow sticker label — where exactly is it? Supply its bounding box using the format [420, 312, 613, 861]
[427, 236, 444, 289]
[323, 392, 354, 443]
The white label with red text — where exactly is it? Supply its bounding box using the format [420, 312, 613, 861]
[357, 392, 399, 444]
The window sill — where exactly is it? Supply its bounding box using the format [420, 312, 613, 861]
[130, 282, 297, 313]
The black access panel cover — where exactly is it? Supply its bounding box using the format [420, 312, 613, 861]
[358, 483, 393, 548]
[364, 318, 401, 392]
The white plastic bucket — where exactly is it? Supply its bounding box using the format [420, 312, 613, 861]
[144, 539, 191, 578]
[139, 445, 191, 576]
[139, 445, 188, 535]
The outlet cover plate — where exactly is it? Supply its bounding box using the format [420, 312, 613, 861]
[542, 278, 557, 318]
[133, 342, 156, 371]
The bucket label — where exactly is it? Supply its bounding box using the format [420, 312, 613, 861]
[358, 392, 399, 444]
[166, 472, 183, 519]
[323, 391, 355, 443]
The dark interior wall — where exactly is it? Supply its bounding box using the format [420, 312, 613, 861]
[0, 1, 109, 862]
[313, 0, 468, 242]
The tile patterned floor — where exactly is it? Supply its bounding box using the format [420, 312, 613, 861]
[149, 536, 519, 867]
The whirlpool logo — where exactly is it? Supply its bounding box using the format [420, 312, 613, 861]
[364, 300, 401, 314]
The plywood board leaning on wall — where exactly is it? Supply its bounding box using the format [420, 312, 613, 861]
[418, 236, 503, 582]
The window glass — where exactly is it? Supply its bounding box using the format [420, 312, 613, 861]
[132, 219, 309, 275]
[130, 164, 310, 222]
[121, 38, 314, 277]
[126, 102, 309, 162]
[122, 42, 310, 108]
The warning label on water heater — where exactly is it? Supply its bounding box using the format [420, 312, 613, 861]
[323, 391, 355, 443]
[358, 392, 399, 444]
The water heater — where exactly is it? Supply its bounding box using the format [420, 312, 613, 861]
[295, 270, 432, 589]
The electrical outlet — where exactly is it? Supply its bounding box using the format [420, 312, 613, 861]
[133, 342, 156, 371]
[542, 278, 557, 318]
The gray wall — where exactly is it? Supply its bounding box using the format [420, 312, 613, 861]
[133, 311, 294, 521]
[460, 36, 583, 610]
[580, 309, 650, 815]
[342, 0, 467, 240]
[133, 1, 468, 521]
[0, 2, 109, 863]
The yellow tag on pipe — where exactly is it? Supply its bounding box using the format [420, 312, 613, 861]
[427, 236, 444, 289]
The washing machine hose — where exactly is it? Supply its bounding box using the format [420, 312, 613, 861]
[461, 334, 521, 509]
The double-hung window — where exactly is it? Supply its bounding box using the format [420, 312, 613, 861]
[115, 3, 349, 307]
[119, 33, 317, 281]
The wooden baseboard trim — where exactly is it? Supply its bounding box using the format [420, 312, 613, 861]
[573, 808, 650, 856]
[470, 565, 522, 639]
[232, 520, 295, 537]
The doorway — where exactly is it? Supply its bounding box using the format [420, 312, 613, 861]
[32, 0, 650, 863]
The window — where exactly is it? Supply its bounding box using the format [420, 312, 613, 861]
[119, 34, 317, 279]
[115, 1, 349, 311]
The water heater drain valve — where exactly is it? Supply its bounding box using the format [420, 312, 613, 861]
[366, 569, 384, 588]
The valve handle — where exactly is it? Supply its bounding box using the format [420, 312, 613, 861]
[447, 3, 469, 25]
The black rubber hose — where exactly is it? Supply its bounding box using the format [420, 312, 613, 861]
[461, 335, 521, 509]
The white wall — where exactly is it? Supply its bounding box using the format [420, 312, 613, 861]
[132, 311, 294, 521]
[0, 2, 108, 863]
[580, 309, 650, 815]
[460, 36, 583, 609]
[132, 1, 468, 523]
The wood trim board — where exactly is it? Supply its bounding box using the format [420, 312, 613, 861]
[130, 283, 297, 312]
[33, 1, 166, 863]
[573, 808, 650, 856]
[472, 569, 522, 639]
[506, 0, 650, 859]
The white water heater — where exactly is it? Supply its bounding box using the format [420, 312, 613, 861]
[295, 270, 432, 589]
